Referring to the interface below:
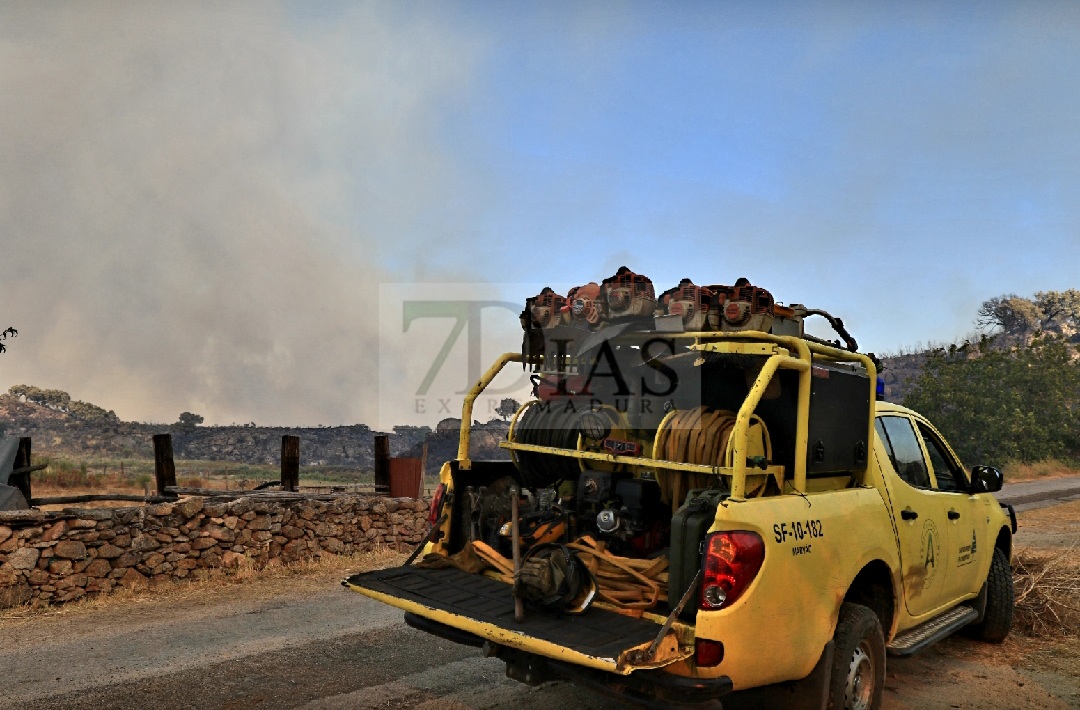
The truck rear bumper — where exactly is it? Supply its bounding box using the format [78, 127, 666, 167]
[404, 611, 733, 708]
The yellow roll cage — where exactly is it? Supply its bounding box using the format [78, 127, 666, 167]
[457, 331, 877, 500]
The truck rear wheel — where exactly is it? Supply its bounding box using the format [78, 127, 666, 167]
[827, 602, 885, 710]
[968, 547, 1014, 643]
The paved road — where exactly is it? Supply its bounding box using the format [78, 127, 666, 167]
[998, 474, 1080, 511]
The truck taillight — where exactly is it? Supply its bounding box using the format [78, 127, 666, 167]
[695, 639, 725, 667]
[700, 531, 764, 610]
[427, 483, 446, 527]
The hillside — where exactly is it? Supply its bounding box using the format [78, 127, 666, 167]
[0, 391, 510, 471]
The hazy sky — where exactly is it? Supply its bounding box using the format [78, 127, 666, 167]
[2, 2, 1078, 427]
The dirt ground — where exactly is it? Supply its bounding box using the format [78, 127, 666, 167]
[1, 502, 1078, 709]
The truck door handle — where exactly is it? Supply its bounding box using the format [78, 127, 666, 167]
[901, 508, 918, 521]
[948, 510, 960, 520]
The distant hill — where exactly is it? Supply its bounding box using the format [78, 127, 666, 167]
[0, 389, 509, 471]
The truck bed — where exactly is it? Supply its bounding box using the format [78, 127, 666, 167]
[345, 566, 664, 662]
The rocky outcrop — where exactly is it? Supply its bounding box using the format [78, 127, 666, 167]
[0, 495, 428, 608]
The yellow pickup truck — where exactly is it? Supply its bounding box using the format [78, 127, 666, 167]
[346, 277, 1015, 710]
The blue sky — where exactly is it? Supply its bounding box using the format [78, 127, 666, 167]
[1, 2, 1078, 426]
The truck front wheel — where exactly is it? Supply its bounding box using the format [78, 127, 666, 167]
[827, 602, 885, 710]
[968, 547, 1014, 643]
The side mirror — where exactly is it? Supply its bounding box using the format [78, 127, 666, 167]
[969, 465, 1003, 494]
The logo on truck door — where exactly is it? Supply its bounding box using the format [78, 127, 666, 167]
[957, 530, 977, 567]
[920, 520, 941, 589]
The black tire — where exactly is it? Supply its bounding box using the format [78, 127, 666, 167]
[968, 547, 1014, 643]
[827, 602, 885, 710]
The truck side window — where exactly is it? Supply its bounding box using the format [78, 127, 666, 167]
[917, 424, 964, 492]
[877, 416, 931, 489]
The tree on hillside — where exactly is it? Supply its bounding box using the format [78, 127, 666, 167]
[496, 398, 521, 421]
[176, 411, 204, 431]
[8, 385, 72, 411]
[904, 334, 1080, 465]
[978, 290, 1080, 339]
[976, 295, 1042, 337]
[1034, 289, 1080, 331]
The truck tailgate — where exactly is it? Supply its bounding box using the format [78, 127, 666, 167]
[344, 566, 690, 674]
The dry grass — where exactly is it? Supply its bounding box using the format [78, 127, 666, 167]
[1013, 546, 1080, 638]
[1003, 459, 1080, 482]
[0, 547, 406, 625]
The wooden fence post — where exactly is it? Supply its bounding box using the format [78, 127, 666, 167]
[281, 435, 300, 492]
[374, 435, 390, 496]
[152, 434, 177, 497]
[12, 436, 32, 503]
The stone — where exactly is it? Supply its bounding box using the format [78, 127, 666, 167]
[0, 582, 32, 608]
[0, 567, 16, 585]
[8, 546, 40, 570]
[359, 516, 372, 532]
[221, 551, 246, 568]
[278, 523, 304, 540]
[27, 569, 49, 585]
[322, 537, 345, 554]
[112, 552, 140, 568]
[53, 541, 88, 560]
[199, 551, 222, 568]
[148, 503, 175, 517]
[131, 535, 159, 552]
[96, 543, 125, 559]
[41, 521, 69, 542]
[57, 587, 86, 603]
[206, 526, 236, 543]
[172, 543, 191, 554]
[175, 558, 197, 570]
[47, 559, 73, 575]
[0, 537, 18, 553]
[142, 552, 166, 568]
[73, 559, 91, 573]
[240, 511, 256, 522]
[202, 503, 227, 517]
[223, 515, 239, 530]
[0, 525, 11, 543]
[85, 558, 112, 578]
[86, 578, 114, 594]
[119, 568, 149, 589]
[248, 515, 271, 531]
[112, 534, 132, 547]
[191, 538, 218, 551]
[251, 531, 272, 543]
[176, 497, 203, 518]
[311, 522, 334, 537]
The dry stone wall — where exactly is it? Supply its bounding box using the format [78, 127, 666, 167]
[0, 495, 429, 608]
